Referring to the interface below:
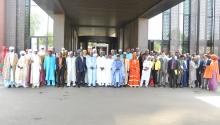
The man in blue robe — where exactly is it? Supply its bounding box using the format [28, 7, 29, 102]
[86, 51, 97, 87]
[44, 50, 56, 86]
[112, 55, 125, 88]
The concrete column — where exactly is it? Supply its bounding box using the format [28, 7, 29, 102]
[198, 0, 207, 54]
[5, 0, 29, 52]
[53, 14, 65, 52]
[16, 0, 26, 51]
[214, 0, 220, 55]
[117, 28, 124, 49]
[124, 20, 138, 49]
[5, 0, 17, 49]
[0, 0, 5, 46]
[73, 28, 78, 50]
[190, 0, 199, 54]
[138, 18, 148, 51]
[170, 5, 180, 52]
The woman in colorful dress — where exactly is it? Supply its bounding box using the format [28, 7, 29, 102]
[204, 54, 220, 91]
[128, 52, 140, 87]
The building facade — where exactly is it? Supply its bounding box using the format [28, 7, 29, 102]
[162, 0, 220, 55]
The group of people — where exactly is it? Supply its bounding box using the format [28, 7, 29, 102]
[2, 46, 220, 91]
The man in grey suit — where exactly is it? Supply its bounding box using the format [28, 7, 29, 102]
[159, 52, 168, 87]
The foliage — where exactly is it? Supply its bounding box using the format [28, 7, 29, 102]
[30, 12, 40, 36]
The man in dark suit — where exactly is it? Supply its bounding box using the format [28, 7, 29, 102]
[56, 52, 67, 87]
[196, 55, 204, 88]
[75, 50, 87, 88]
[167, 54, 179, 88]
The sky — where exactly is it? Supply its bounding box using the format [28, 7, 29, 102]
[148, 14, 162, 40]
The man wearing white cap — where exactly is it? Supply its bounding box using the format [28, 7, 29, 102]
[15, 51, 28, 88]
[66, 51, 76, 87]
[105, 54, 114, 86]
[140, 56, 153, 87]
[30, 49, 41, 88]
[26, 49, 32, 86]
[38, 46, 46, 86]
[118, 49, 123, 60]
[96, 51, 107, 86]
[3, 46, 18, 88]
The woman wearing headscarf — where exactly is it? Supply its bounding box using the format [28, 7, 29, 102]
[204, 54, 220, 91]
[128, 52, 140, 87]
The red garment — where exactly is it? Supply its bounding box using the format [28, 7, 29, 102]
[149, 78, 154, 87]
[40, 69, 46, 86]
[128, 53, 140, 87]
[0, 47, 8, 74]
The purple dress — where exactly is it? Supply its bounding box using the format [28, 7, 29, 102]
[208, 71, 218, 91]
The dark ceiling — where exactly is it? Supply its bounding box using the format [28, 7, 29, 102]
[34, 0, 183, 27]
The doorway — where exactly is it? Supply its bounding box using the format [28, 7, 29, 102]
[78, 36, 118, 54]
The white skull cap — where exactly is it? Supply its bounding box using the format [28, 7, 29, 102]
[20, 51, 26, 55]
[33, 49, 38, 52]
[92, 49, 96, 52]
[61, 48, 65, 51]
[40, 45, 45, 49]
[9, 46, 15, 50]
[28, 49, 32, 52]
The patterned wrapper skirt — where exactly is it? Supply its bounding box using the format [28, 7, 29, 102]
[208, 71, 218, 91]
[40, 69, 46, 86]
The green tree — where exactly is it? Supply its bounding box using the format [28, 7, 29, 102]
[38, 32, 54, 48]
[30, 12, 40, 36]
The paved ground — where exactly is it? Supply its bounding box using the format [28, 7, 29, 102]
[0, 87, 220, 125]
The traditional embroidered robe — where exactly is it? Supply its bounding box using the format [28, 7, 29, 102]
[15, 55, 28, 87]
[30, 54, 41, 87]
[3, 52, 18, 87]
[66, 56, 76, 86]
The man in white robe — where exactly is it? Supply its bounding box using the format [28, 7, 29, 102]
[15, 51, 28, 88]
[30, 49, 41, 88]
[3, 46, 18, 88]
[140, 56, 153, 87]
[96, 51, 107, 86]
[38, 46, 46, 86]
[26, 49, 32, 86]
[105, 55, 114, 86]
[86, 50, 97, 87]
[66, 51, 76, 87]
